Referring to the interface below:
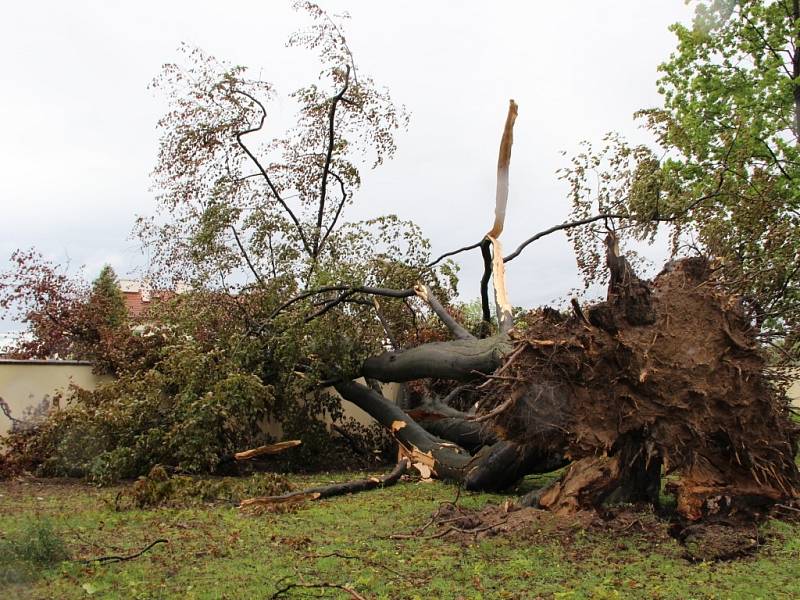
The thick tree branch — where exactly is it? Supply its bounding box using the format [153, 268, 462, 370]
[480, 239, 493, 323]
[241, 458, 408, 508]
[362, 334, 512, 382]
[334, 380, 473, 480]
[414, 284, 474, 340]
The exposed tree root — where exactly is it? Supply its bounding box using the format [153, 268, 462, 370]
[475, 249, 799, 521]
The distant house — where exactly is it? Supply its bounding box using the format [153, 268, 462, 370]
[119, 279, 190, 317]
[119, 279, 152, 317]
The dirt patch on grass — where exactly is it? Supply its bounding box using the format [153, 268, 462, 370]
[672, 522, 762, 561]
[423, 500, 773, 562]
[424, 502, 658, 544]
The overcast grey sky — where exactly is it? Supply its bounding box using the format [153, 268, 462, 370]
[0, 1, 694, 331]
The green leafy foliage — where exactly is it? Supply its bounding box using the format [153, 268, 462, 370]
[2, 307, 274, 483]
[118, 465, 291, 509]
[90, 266, 127, 330]
[1, 3, 456, 482]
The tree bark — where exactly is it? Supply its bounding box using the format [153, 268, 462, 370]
[362, 334, 512, 382]
[334, 380, 556, 490]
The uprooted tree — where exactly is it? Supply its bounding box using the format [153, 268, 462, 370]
[258, 98, 799, 523]
[3, 2, 798, 525]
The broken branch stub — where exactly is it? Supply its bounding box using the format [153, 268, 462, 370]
[234, 440, 302, 461]
[483, 100, 517, 332]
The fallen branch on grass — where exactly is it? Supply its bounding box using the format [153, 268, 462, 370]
[80, 539, 168, 565]
[303, 551, 409, 581]
[240, 459, 410, 509]
[269, 580, 366, 600]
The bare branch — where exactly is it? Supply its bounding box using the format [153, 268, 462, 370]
[757, 137, 794, 180]
[303, 289, 356, 322]
[318, 170, 349, 254]
[426, 240, 482, 269]
[503, 214, 628, 263]
[268, 284, 416, 321]
[373, 297, 400, 350]
[230, 226, 265, 287]
[314, 65, 351, 257]
[232, 89, 313, 256]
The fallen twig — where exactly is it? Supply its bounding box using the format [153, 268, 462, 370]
[390, 485, 464, 539]
[428, 519, 507, 540]
[80, 539, 168, 565]
[304, 551, 408, 581]
[269, 580, 366, 599]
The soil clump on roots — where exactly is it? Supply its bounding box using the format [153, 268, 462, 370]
[479, 254, 799, 524]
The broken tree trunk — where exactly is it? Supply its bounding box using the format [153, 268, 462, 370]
[334, 380, 547, 490]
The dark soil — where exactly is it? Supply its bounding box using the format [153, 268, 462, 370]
[423, 500, 774, 561]
[480, 256, 799, 519]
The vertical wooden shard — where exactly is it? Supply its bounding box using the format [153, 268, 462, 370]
[486, 99, 518, 333]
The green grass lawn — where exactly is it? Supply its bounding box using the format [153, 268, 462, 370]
[1, 470, 799, 599]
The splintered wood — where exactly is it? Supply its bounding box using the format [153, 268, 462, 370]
[234, 440, 302, 461]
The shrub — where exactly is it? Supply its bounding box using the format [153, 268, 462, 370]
[0, 519, 69, 584]
[2, 337, 275, 484]
[118, 465, 292, 509]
